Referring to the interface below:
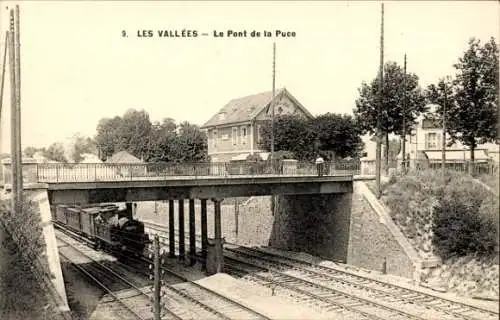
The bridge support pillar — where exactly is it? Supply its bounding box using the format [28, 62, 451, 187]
[206, 197, 224, 275]
[188, 199, 196, 266]
[168, 200, 175, 258]
[178, 199, 185, 261]
[200, 199, 208, 271]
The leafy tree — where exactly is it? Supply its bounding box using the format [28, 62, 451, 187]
[43, 143, 67, 163]
[259, 114, 363, 161]
[68, 133, 97, 163]
[95, 116, 123, 161]
[354, 61, 427, 169]
[147, 118, 178, 162]
[446, 37, 499, 173]
[259, 115, 314, 160]
[173, 121, 208, 162]
[119, 109, 152, 160]
[313, 113, 364, 159]
[23, 146, 40, 158]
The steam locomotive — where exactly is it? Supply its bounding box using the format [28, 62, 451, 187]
[53, 203, 150, 256]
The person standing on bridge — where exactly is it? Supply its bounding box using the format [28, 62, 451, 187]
[315, 155, 325, 177]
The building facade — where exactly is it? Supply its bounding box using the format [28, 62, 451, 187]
[398, 104, 499, 169]
[201, 88, 313, 162]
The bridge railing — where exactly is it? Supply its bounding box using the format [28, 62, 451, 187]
[35, 160, 361, 183]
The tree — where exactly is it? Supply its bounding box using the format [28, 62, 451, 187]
[447, 37, 499, 174]
[43, 143, 67, 163]
[95, 116, 123, 161]
[259, 114, 363, 161]
[23, 146, 39, 158]
[259, 115, 315, 160]
[147, 118, 178, 162]
[173, 121, 208, 162]
[354, 61, 427, 170]
[313, 113, 364, 159]
[119, 109, 152, 160]
[68, 133, 97, 163]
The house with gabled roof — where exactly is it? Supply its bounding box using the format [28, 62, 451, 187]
[106, 150, 143, 164]
[201, 88, 314, 162]
[106, 150, 146, 177]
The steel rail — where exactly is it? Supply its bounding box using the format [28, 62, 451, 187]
[56, 231, 182, 320]
[144, 220, 499, 320]
[229, 246, 499, 320]
[57, 249, 147, 320]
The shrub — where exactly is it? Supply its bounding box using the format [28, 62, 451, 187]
[383, 170, 498, 259]
[432, 174, 497, 259]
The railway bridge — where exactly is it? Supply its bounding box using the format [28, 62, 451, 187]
[3, 160, 407, 312]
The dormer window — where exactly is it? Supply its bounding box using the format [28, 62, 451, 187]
[218, 112, 227, 121]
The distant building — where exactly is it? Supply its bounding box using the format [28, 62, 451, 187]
[106, 150, 145, 177]
[201, 88, 314, 162]
[80, 153, 102, 164]
[398, 104, 498, 169]
[106, 151, 143, 164]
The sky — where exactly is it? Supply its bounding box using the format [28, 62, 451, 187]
[0, 0, 498, 152]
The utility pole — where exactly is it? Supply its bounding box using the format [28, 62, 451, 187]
[270, 42, 276, 168]
[0, 32, 8, 153]
[401, 53, 407, 174]
[153, 235, 161, 320]
[375, 3, 384, 199]
[442, 78, 448, 177]
[8, 9, 19, 213]
[15, 5, 23, 202]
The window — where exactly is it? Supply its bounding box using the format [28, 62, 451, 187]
[212, 130, 218, 148]
[425, 132, 438, 149]
[241, 126, 247, 144]
[257, 125, 262, 142]
[232, 127, 237, 145]
[218, 112, 226, 121]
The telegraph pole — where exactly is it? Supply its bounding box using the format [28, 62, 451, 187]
[153, 235, 161, 320]
[375, 3, 384, 198]
[15, 5, 23, 201]
[0, 32, 8, 153]
[270, 42, 276, 167]
[8, 9, 19, 212]
[442, 79, 447, 177]
[401, 53, 406, 174]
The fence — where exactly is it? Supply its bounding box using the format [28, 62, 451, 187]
[410, 159, 499, 176]
[34, 160, 362, 183]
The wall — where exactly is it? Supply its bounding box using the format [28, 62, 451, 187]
[208, 125, 250, 154]
[347, 181, 422, 279]
[236, 196, 274, 246]
[0, 187, 70, 314]
[249, 181, 423, 280]
[269, 193, 352, 262]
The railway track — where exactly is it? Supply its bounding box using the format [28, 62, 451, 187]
[145, 224, 417, 319]
[143, 221, 499, 320]
[56, 223, 271, 320]
[228, 246, 499, 320]
[56, 233, 156, 320]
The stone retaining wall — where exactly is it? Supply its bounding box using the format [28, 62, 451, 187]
[347, 181, 424, 280]
[0, 188, 70, 316]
